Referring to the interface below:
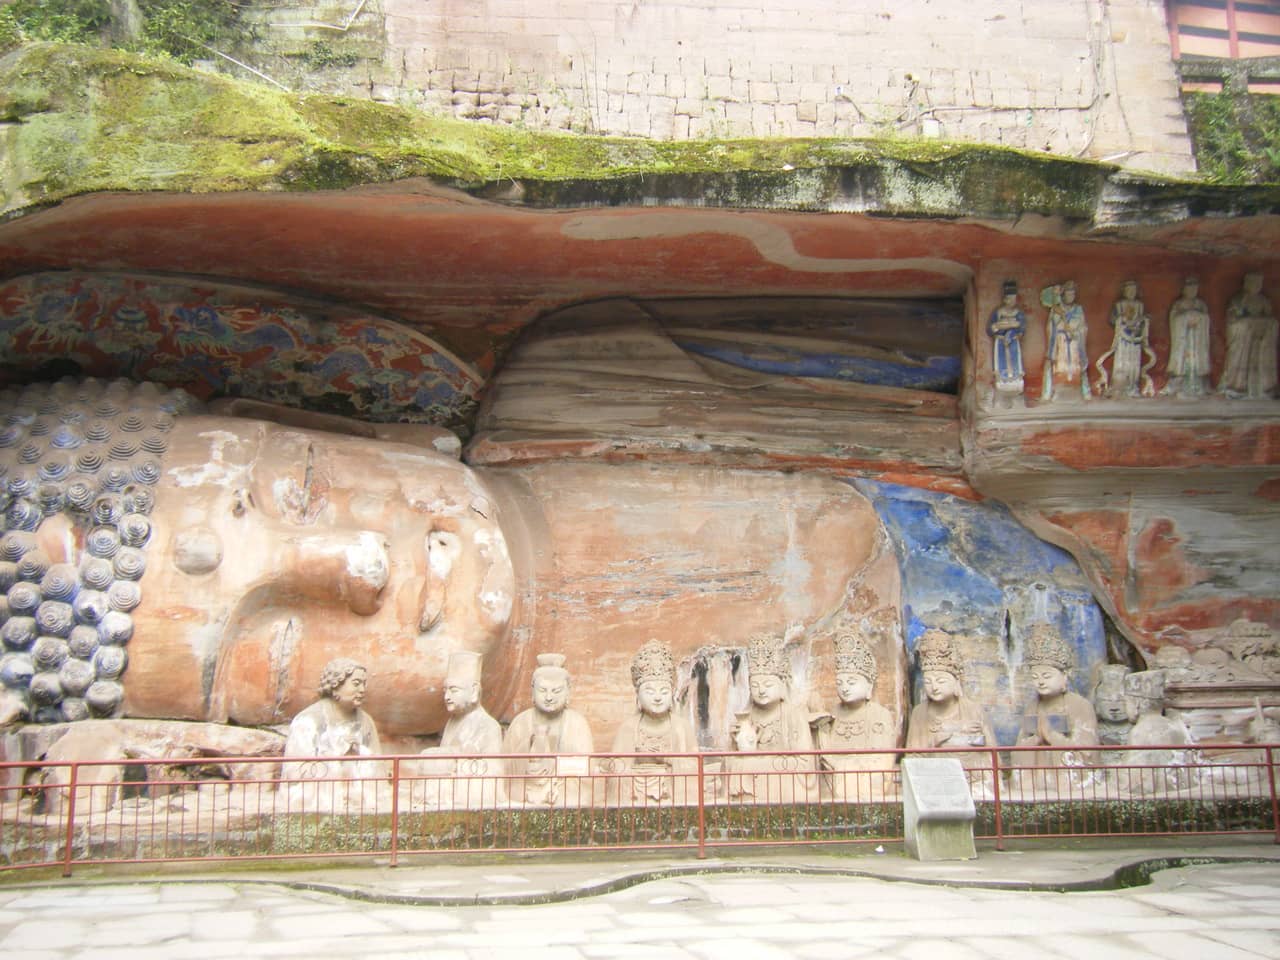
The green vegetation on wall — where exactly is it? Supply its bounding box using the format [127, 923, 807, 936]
[0, 0, 244, 63]
[3, 0, 110, 46]
[132, 0, 245, 64]
[1184, 90, 1280, 184]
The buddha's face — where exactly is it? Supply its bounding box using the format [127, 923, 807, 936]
[444, 679, 478, 714]
[750, 673, 785, 708]
[637, 679, 673, 717]
[332, 670, 367, 714]
[922, 670, 959, 703]
[1030, 665, 1068, 698]
[130, 414, 517, 734]
[1122, 282, 1137, 300]
[1062, 285, 1076, 304]
[533, 672, 569, 716]
[835, 671, 872, 705]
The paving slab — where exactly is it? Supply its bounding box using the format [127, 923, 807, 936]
[0, 838, 1277, 959]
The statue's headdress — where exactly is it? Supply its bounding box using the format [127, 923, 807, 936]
[1001, 280, 1017, 297]
[630, 640, 675, 688]
[1094, 663, 1129, 699]
[446, 650, 483, 686]
[915, 629, 962, 680]
[1123, 669, 1165, 704]
[531, 652, 569, 685]
[746, 634, 790, 681]
[1023, 624, 1073, 673]
[834, 633, 877, 684]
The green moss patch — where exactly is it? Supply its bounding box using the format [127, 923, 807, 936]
[2, 42, 1276, 224]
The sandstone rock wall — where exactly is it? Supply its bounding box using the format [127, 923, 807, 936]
[229, 0, 1194, 174]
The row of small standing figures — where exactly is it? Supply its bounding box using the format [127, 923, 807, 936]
[988, 274, 1277, 404]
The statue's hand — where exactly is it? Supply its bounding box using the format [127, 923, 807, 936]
[734, 719, 758, 752]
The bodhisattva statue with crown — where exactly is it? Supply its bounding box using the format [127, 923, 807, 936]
[410, 650, 505, 809]
[724, 634, 819, 804]
[814, 633, 897, 800]
[1013, 624, 1099, 795]
[606, 639, 699, 805]
[502, 653, 594, 806]
[905, 629, 993, 767]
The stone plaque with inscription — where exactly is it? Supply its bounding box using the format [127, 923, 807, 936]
[902, 757, 977, 861]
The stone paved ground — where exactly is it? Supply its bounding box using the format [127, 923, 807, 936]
[1, 861, 1278, 959]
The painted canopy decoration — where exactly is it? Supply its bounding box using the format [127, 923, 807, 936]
[0, 272, 482, 426]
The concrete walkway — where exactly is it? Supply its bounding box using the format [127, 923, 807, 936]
[2, 839, 1279, 958]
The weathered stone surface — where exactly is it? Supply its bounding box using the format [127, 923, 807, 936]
[0, 718, 286, 814]
[469, 299, 965, 487]
[853, 480, 1109, 745]
[493, 460, 902, 750]
[966, 267, 1280, 663]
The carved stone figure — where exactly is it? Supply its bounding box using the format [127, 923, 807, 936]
[988, 280, 1026, 406]
[815, 633, 896, 800]
[1094, 664, 1132, 763]
[725, 634, 819, 803]
[606, 639, 698, 804]
[1226, 619, 1280, 680]
[1039, 280, 1089, 402]
[435, 651, 503, 755]
[1122, 669, 1199, 795]
[502, 653, 594, 805]
[1096, 280, 1155, 398]
[1013, 625, 1099, 794]
[905, 629, 993, 771]
[1219, 272, 1278, 399]
[1017, 626, 1098, 754]
[283, 658, 385, 809]
[70, 386, 515, 737]
[1163, 276, 1212, 399]
[410, 650, 504, 808]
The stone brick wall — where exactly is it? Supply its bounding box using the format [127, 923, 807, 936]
[235, 0, 1194, 175]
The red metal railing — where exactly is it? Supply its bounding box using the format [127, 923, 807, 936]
[0, 743, 1275, 876]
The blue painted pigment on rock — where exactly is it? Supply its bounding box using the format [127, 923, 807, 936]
[851, 479, 1108, 745]
[674, 339, 961, 392]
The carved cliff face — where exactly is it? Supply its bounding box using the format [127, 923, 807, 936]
[125, 415, 516, 735]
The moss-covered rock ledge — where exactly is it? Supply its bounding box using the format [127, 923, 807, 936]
[3, 42, 1280, 224]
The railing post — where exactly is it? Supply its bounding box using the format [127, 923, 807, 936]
[61, 763, 78, 878]
[1267, 746, 1279, 845]
[389, 756, 401, 867]
[990, 748, 1004, 852]
[696, 753, 706, 860]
